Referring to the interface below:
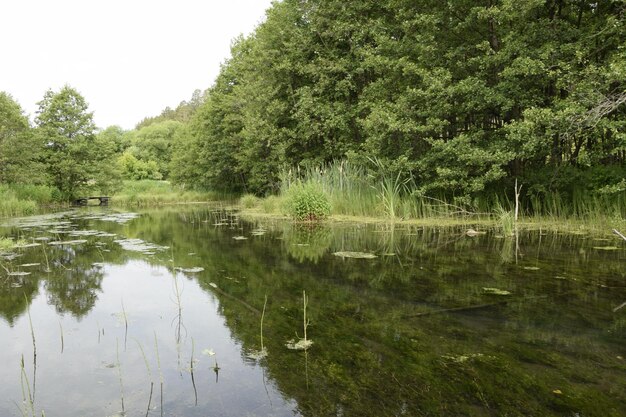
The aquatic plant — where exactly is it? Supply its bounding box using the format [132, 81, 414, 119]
[284, 181, 331, 221]
[286, 291, 313, 351]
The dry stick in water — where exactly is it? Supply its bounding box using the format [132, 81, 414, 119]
[121, 299, 129, 351]
[19, 354, 34, 417]
[41, 245, 50, 273]
[154, 332, 164, 417]
[116, 339, 125, 414]
[190, 337, 198, 406]
[134, 339, 154, 417]
[613, 229, 626, 242]
[24, 295, 37, 405]
[261, 294, 268, 352]
[59, 321, 64, 354]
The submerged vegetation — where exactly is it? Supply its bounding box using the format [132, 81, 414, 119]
[0, 207, 624, 415]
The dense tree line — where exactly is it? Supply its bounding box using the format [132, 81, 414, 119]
[169, 0, 625, 203]
[2, 1, 624, 205]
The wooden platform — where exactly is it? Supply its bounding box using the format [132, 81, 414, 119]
[73, 196, 110, 206]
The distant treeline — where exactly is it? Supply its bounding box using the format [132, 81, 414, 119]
[1, 0, 625, 209]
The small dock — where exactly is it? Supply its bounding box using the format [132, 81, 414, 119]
[72, 196, 110, 206]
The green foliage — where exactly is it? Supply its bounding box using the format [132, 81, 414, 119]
[35, 85, 121, 199]
[0, 92, 44, 184]
[284, 181, 331, 221]
[0, 186, 38, 217]
[117, 151, 162, 180]
[164, 0, 625, 214]
[129, 120, 184, 179]
[112, 180, 217, 207]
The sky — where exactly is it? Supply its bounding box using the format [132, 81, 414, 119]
[0, 0, 274, 129]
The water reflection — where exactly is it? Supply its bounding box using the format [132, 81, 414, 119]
[0, 207, 625, 416]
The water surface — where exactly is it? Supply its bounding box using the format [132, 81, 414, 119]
[1, 207, 624, 416]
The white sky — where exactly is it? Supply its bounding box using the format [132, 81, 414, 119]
[0, 0, 274, 129]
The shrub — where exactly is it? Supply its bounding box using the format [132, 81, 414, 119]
[284, 181, 331, 221]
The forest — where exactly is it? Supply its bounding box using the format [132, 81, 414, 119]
[1, 0, 625, 218]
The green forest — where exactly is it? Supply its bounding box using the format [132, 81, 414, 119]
[1, 0, 625, 220]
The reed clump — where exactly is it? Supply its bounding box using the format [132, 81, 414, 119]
[245, 160, 625, 227]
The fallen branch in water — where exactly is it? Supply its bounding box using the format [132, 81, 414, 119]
[613, 229, 626, 242]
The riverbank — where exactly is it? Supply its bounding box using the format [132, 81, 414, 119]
[238, 197, 626, 237]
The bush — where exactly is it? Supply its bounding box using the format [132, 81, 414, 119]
[284, 181, 331, 221]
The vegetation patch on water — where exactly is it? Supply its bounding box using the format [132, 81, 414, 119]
[333, 251, 378, 259]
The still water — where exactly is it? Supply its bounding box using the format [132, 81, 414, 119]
[0, 207, 624, 417]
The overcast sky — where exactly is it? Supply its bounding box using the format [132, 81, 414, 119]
[0, 0, 274, 129]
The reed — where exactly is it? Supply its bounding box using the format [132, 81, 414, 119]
[58, 321, 64, 354]
[190, 337, 197, 406]
[116, 339, 125, 414]
[134, 339, 154, 417]
[154, 332, 164, 417]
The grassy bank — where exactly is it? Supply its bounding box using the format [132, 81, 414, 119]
[238, 161, 626, 233]
[0, 181, 221, 218]
[0, 184, 63, 218]
[111, 180, 222, 207]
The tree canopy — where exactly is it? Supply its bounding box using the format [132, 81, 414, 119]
[168, 0, 625, 202]
[35, 86, 119, 199]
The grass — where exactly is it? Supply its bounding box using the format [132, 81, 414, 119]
[0, 184, 64, 218]
[111, 180, 220, 207]
[239, 160, 625, 233]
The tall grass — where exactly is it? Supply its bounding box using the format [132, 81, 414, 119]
[250, 160, 626, 225]
[0, 184, 62, 218]
[112, 180, 223, 207]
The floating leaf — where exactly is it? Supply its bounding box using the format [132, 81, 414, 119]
[483, 287, 511, 295]
[48, 239, 88, 246]
[442, 353, 484, 363]
[247, 348, 268, 360]
[175, 267, 205, 273]
[13, 243, 42, 248]
[333, 251, 377, 259]
[233, 236, 248, 240]
[286, 339, 313, 351]
[114, 238, 168, 253]
[523, 266, 540, 271]
[593, 246, 620, 251]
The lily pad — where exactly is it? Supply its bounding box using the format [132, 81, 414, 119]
[48, 239, 88, 246]
[333, 251, 377, 259]
[483, 287, 511, 296]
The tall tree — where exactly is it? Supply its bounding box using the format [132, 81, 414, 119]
[0, 92, 44, 184]
[35, 86, 119, 199]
